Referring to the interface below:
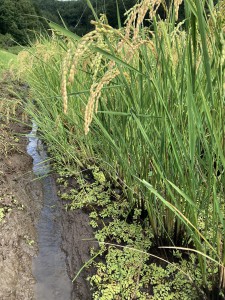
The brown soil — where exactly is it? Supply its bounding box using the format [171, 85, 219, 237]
[0, 116, 42, 299]
[0, 77, 94, 299]
[61, 207, 95, 299]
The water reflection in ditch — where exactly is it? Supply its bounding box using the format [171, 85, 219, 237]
[27, 122, 72, 300]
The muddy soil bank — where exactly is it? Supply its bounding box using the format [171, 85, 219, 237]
[0, 117, 42, 299]
[60, 206, 95, 299]
[0, 78, 94, 299]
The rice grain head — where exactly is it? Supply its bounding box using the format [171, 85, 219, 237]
[83, 0, 162, 134]
[68, 31, 100, 85]
[63, 0, 163, 133]
[84, 68, 120, 134]
[174, 0, 183, 21]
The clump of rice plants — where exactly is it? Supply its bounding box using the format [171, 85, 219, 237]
[18, 0, 225, 297]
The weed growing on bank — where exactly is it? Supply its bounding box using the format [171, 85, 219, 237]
[17, 0, 225, 298]
[56, 166, 204, 299]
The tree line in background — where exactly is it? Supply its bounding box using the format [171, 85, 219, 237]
[0, 0, 139, 47]
[0, 0, 172, 47]
[0, 0, 43, 48]
[0, 0, 46, 46]
[0, 0, 219, 48]
[36, 0, 139, 36]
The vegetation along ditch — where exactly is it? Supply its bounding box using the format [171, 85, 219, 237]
[1, 0, 225, 299]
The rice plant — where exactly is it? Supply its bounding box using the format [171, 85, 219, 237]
[18, 0, 225, 296]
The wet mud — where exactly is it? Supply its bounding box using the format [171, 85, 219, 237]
[0, 120, 42, 300]
[0, 79, 94, 299]
[61, 207, 95, 299]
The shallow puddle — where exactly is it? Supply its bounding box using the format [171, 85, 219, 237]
[27, 122, 72, 300]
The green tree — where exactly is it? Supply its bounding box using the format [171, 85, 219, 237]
[0, 0, 44, 44]
[34, 0, 60, 23]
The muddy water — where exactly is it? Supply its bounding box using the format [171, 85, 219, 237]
[27, 122, 72, 300]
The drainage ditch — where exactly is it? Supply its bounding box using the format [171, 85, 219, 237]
[27, 122, 72, 300]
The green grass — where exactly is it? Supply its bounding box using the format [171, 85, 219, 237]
[6, 45, 25, 55]
[0, 49, 16, 75]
